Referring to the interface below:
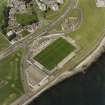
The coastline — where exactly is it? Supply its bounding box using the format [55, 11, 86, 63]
[23, 35, 105, 105]
[1, 0, 105, 105]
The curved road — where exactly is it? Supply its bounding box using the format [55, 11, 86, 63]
[0, 0, 77, 105]
[0, 0, 76, 61]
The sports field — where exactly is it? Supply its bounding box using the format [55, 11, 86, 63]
[34, 38, 75, 70]
[0, 50, 24, 105]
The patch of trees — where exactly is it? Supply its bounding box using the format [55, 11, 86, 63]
[1, 7, 11, 34]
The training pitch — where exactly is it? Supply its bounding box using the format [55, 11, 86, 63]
[34, 37, 75, 70]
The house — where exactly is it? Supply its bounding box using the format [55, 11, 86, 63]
[96, 0, 105, 7]
[7, 31, 16, 42]
[36, 0, 64, 11]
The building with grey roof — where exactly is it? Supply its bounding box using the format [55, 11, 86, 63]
[36, 0, 64, 11]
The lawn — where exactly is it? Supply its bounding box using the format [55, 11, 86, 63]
[0, 33, 10, 52]
[0, 50, 24, 105]
[71, 0, 105, 47]
[65, 0, 105, 69]
[16, 14, 38, 26]
[70, 8, 81, 17]
[34, 38, 75, 70]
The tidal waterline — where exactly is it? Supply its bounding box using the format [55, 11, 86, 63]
[29, 52, 105, 105]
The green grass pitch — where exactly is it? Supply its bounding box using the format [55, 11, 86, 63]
[34, 38, 75, 70]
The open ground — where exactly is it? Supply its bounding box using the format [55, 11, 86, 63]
[59, 0, 105, 71]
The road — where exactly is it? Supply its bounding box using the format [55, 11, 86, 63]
[0, 0, 76, 61]
[0, 0, 76, 105]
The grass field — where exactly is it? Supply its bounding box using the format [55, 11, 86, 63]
[34, 38, 75, 70]
[0, 50, 24, 105]
[16, 14, 38, 26]
[62, 0, 105, 69]
[70, 0, 105, 47]
[0, 33, 10, 52]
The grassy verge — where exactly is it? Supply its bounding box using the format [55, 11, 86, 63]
[0, 49, 24, 105]
[0, 33, 10, 52]
[64, 0, 105, 69]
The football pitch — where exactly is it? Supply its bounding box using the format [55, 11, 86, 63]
[0, 50, 24, 105]
[34, 38, 75, 70]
